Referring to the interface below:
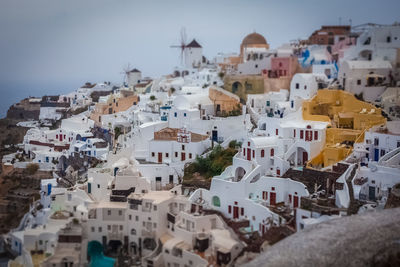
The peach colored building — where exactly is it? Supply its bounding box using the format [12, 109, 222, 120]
[90, 90, 139, 124]
[209, 86, 241, 116]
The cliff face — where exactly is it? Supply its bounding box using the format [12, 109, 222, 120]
[385, 183, 400, 209]
[6, 98, 40, 120]
[244, 207, 400, 267]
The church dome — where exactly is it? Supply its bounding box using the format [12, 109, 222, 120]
[241, 32, 267, 46]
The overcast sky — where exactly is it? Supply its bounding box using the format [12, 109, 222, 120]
[0, 0, 400, 116]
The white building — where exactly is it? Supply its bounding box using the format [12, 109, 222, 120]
[338, 60, 392, 101]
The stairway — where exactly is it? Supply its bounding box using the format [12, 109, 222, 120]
[346, 164, 361, 215]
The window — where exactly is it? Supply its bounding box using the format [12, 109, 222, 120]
[118, 210, 122, 216]
[252, 150, 255, 158]
[166, 153, 169, 158]
[189, 153, 192, 159]
[261, 149, 265, 158]
[131, 229, 136, 235]
[241, 207, 244, 216]
[98, 227, 102, 232]
[184, 113, 187, 117]
[266, 100, 270, 107]
[357, 79, 361, 85]
[270, 148, 274, 157]
[174, 112, 177, 117]
[154, 205, 157, 211]
[300, 130, 304, 139]
[228, 205, 232, 213]
[397, 141, 400, 148]
[151, 152, 155, 157]
[129, 215, 132, 220]
[175, 152, 178, 157]
[293, 129, 296, 138]
[387, 36, 391, 43]
[182, 145, 185, 150]
[304, 85, 307, 90]
[314, 131, 318, 140]
[107, 210, 111, 216]
[135, 216, 139, 221]
[212, 196, 221, 207]
[119, 225, 123, 231]
[374, 138, 379, 146]
[107, 225, 111, 230]
[276, 129, 279, 135]
[291, 100, 294, 108]
[91, 227, 95, 232]
[295, 83, 299, 89]
[153, 223, 157, 228]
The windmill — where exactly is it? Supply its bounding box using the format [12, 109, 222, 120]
[170, 28, 188, 65]
[120, 63, 132, 87]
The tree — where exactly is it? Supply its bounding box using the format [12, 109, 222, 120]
[150, 95, 156, 101]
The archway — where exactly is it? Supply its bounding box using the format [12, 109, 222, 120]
[234, 167, 246, 182]
[297, 147, 308, 166]
[232, 81, 243, 94]
[173, 70, 180, 77]
[359, 50, 373, 61]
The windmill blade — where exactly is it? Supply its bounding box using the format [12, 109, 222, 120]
[180, 27, 187, 47]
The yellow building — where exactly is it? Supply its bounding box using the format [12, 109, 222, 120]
[90, 90, 139, 125]
[303, 89, 386, 168]
[223, 75, 265, 102]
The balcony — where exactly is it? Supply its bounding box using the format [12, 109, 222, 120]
[161, 115, 168, 121]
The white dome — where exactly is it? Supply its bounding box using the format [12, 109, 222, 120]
[174, 95, 190, 110]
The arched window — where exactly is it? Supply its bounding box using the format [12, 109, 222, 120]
[212, 196, 220, 207]
[270, 148, 275, 157]
[261, 149, 265, 158]
[131, 229, 136, 235]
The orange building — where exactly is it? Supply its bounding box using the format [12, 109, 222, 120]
[303, 89, 386, 168]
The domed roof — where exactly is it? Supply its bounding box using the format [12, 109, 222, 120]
[242, 32, 267, 46]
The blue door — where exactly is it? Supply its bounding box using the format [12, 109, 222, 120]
[374, 148, 379, 161]
[369, 186, 376, 201]
[212, 130, 218, 142]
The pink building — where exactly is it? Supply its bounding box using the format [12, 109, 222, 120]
[263, 56, 298, 79]
[331, 36, 357, 61]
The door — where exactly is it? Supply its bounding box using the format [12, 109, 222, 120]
[369, 186, 376, 201]
[247, 148, 251, 160]
[303, 152, 308, 164]
[294, 196, 299, 208]
[212, 130, 218, 142]
[270, 192, 276, 206]
[374, 148, 379, 161]
[102, 236, 107, 250]
[158, 153, 162, 163]
[233, 206, 239, 219]
[155, 177, 162, 191]
[60, 134, 63, 142]
[181, 152, 186, 161]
